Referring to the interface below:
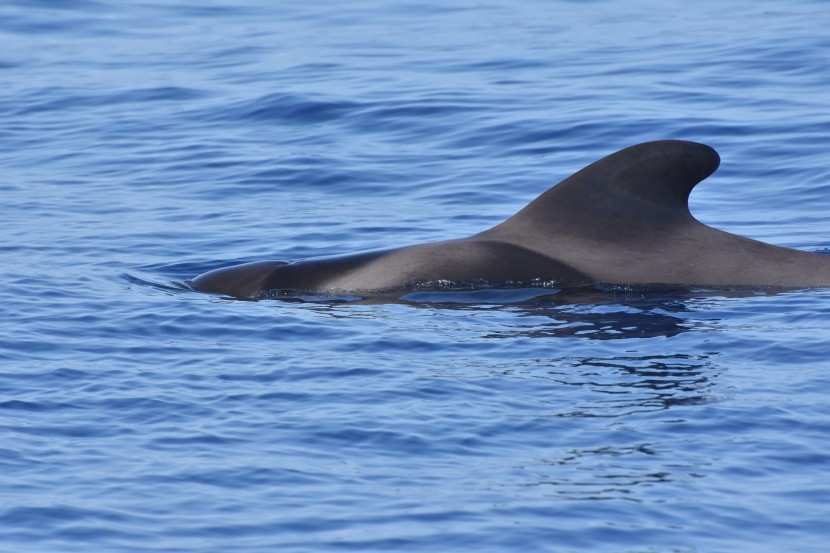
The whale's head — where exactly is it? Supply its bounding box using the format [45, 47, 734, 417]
[192, 261, 288, 298]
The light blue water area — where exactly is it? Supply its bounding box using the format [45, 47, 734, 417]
[2, 0, 830, 551]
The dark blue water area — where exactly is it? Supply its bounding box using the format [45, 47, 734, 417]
[2, 0, 830, 552]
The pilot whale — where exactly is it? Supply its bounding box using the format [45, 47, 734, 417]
[192, 140, 830, 297]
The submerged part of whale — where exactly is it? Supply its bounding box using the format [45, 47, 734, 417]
[192, 140, 830, 297]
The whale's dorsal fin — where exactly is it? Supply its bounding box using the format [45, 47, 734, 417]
[484, 140, 720, 247]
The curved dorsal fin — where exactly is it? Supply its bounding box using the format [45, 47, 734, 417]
[486, 140, 720, 242]
[596, 140, 719, 210]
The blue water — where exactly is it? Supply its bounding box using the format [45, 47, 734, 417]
[2, 1, 830, 551]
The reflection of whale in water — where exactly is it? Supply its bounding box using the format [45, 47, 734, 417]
[390, 288, 691, 339]
[504, 291, 694, 340]
[193, 140, 830, 298]
[403, 290, 724, 416]
[398, 287, 762, 341]
[248, 286, 764, 340]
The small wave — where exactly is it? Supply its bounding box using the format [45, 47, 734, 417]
[221, 92, 363, 124]
[121, 272, 192, 295]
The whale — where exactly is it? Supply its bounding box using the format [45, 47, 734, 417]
[192, 140, 830, 298]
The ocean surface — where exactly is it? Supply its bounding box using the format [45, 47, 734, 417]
[2, 1, 830, 551]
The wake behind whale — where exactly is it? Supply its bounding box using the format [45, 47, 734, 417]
[192, 140, 830, 298]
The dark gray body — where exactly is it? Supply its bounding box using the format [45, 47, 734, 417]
[193, 140, 830, 297]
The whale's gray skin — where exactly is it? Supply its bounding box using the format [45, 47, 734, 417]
[192, 140, 830, 298]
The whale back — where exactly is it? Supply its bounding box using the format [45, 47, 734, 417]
[193, 140, 830, 296]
